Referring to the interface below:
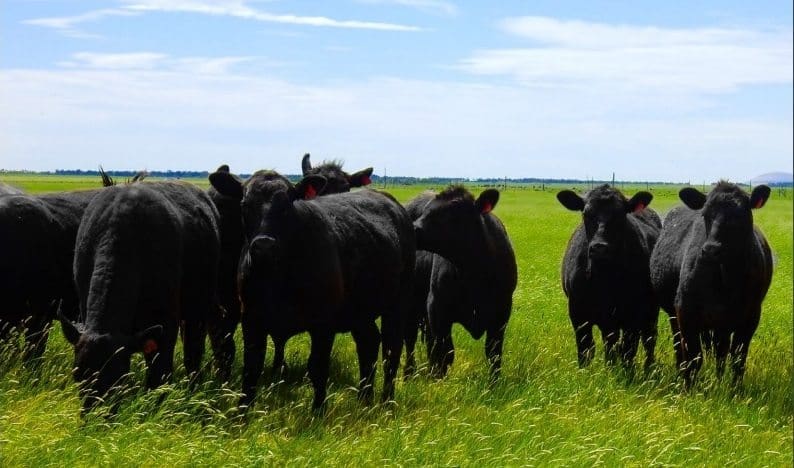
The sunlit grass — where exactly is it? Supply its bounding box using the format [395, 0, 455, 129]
[0, 176, 791, 465]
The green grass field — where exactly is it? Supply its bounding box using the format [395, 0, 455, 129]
[1, 175, 791, 466]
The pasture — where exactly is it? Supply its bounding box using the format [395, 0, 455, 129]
[0, 174, 791, 466]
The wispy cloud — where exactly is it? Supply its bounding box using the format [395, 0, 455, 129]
[460, 17, 793, 93]
[356, 0, 457, 16]
[22, 8, 140, 38]
[23, 0, 422, 36]
[58, 52, 257, 74]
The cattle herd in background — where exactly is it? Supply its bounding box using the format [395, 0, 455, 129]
[0, 156, 774, 415]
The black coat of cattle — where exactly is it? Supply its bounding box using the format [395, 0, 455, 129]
[204, 156, 375, 380]
[650, 182, 772, 387]
[209, 169, 414, 410]
[0, 188, 101, 359]
[409, 186, 517, 378]
[59, 181, 220, 413]
[206, 165, 245, 381]
[557, 185, 661, 371]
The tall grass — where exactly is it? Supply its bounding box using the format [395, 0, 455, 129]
[1, 177, 791, 465]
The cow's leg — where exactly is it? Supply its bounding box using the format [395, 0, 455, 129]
[665, 311, 684, 369]
[601, 325, 620, 366]
[485, 324, 506, 381]
[207, 296, 239, 382]
[239, 308, 267, 408]
[677, 307, 702, 389]
[351, 320, 380, 404]
[569, 297, 595, 367]
[145, 324, 177, 389]
[271, 335, 288, 377]
[713, 330, 731, 379]
[619, 327, 640, 373]
[22, 297, 54, 362]
[641, 320, 658, 375]
[307, 330, 335, 411]
[427, 324, 453, 379]
[427, 285, 455, 378]
[403, 312, 420, 379]
[381, 299, 404, 403]
[181, 317, 206, 382]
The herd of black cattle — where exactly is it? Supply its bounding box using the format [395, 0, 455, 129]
[0, 154, 773, 415]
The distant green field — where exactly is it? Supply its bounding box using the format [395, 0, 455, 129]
[1, 175, 791, 466]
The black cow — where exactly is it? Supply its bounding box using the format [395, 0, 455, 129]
[557, 185, 660, 372]
[209, 170, 414, 410]
[410, 186, 517, 379]
[301, 153, 373, 194]
[205, 165, 245, 381]
[58, 181, 220, 413]
[0, 188, 102, 359]
[650, 182, 772, 387]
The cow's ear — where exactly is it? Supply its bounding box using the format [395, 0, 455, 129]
[627, 191, 653, 213]
[131, 325, 163, 355]
[750, 185, 771, 209]
[58, 313, 82, 346]
[209, 171, 243, 200]
[475, 189, 500, 214]
[301, 153, 312, 175]
[680, 187, 706, 210]
[294, 175, 326, 200]
[557, 190, 584, 211]
[348, 167, 374, 188]
[215, 164, 230, 173]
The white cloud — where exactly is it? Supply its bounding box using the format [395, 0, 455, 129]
[23, 0, 422, 36]
[22, 8, 140, 38]
[356, 0, 457, 16]
[1, 62, 790, 182]
[460, 17, 793, 93]
[57, 52, 260, 75]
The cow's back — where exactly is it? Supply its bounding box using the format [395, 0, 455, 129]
[76, 185, 183, 331]
[650, 206, 699, 312]
[301, 189, 414, 316]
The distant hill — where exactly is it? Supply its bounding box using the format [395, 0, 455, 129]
[751, 172, 793, 186]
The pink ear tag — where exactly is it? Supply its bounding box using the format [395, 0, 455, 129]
[305, 184, 317, 200]
[634, 203, 646, 213]
[361, 175, 372, 186]
[143, 339, 158, 356]
[754, 198, 764, 209]
[481, 202, 493, 214]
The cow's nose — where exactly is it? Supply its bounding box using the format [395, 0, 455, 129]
[588, 242, 608, 258]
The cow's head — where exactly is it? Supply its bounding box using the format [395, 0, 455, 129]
[557, 185, 652, 272]
[679, 182, 769, 262]
[209, 169, 326, 270]
[413, 185, 499, 266]
[301, 153, 373, 195]
[59, 313, 162, 415]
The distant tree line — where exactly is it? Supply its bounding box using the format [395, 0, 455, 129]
[0, 169, 789, 188]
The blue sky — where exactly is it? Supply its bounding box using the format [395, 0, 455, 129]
[1, 0, 791, 182]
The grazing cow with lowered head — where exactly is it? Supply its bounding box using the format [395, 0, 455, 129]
[209, 169, 414, 410]
[650, 182, 772, 388]
[410, 186, 517, 379]
[557, 184, 660, 372]
[59, 181, 219, 414]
